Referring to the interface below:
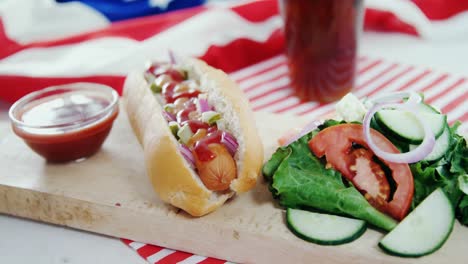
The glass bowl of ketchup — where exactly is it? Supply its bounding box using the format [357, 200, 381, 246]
[9, 83, 119, 163]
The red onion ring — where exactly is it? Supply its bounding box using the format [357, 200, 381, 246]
[282, 120, 323, 146]
[168, 50, 177, 64]
[363, 102, 436, 164]
[162, 110, 176, 122]
[369, 91, 422, 105]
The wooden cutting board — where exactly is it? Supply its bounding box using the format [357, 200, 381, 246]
[0, 106, 466, 264]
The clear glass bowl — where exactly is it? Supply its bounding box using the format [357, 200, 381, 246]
[9, 83, 119, 162]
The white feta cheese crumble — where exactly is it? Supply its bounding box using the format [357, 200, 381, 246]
[335, 93, 368, 122]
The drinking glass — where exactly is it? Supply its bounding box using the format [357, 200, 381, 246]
[280, 0, 364, 103]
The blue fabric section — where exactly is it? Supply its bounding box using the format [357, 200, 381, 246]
[56, 0, 206, 21]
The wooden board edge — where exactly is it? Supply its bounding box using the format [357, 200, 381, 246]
[0, 184, 408, 264]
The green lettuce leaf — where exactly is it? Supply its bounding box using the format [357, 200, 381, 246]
[264, 133, 397, 231]
[457, 196, 468, 226]
[459, 174, 468, 195]
[409, 122, 468, 225]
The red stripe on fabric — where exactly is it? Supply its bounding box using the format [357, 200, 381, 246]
[156, 251, 193, 264]
[440, 86, 468, 114]
[412, 0, 468, 20]
[297, 105, 322, 116]
[296, 103, 323, 116]
[420, 73, 449, 92]
[395, 69, 432, 91]
[364, 8, 419, 36]
[455, 112, 468, 124]
[367, 66, 415, 97]
[197, 257, 227, 264]
[0, 7, 206, 60]
[244, 73, 288, 94]
[0, 75, 125, 104]
[199, 28, 284, 73]
[0, 18, 22, 59]
[248, 84, 289, 102]
[426, 78, 466, 104]
[273, 99, 303, 113]
[120, 239, 133, 245]
[356, 63, 399, 89]
[357, 59, 383, 75]
[252, 93, 295, 111]
[137, 244, 164, 259]
[231, 0, 279, 22]
[235, 60, 287, 84]
[236, 54, 378, 85]
[320, 108, 336, 120]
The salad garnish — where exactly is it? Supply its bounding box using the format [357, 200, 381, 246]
[264, 92, 468, 256]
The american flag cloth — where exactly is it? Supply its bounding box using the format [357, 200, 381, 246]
[3, 0, 468, 104]
[1, 0, 468, 263]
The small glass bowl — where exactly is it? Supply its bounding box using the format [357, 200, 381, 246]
[9, 83, 119, 163]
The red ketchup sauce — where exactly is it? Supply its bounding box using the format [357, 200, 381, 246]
[184, 120, 210, 133]
[193, 130, 223, 162]
[9, 83, 119, 163]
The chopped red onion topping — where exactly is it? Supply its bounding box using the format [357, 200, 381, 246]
[197, 98, 211, 113]
[162, 111, 176, 122]
[221, 131, 239, 157]
[178, 144, 195, 168]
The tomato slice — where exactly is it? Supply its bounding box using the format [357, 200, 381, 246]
[350, 148, 390, 212]
[308, 124, 413, 221]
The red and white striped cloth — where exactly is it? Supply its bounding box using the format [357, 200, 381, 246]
[120, 54, 468, 264]
[3, 0, 468, 105]
[230, 55, 468, 129]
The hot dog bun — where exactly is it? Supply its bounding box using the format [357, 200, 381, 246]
[123, 58, 263, 216]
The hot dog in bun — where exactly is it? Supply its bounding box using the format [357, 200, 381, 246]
[123, 58, 263, 216]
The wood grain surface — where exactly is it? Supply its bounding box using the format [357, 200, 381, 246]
[0, 105, 466, 264]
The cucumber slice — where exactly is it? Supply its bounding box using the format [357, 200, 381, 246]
[177, 124, 193, 144]
[168, 121, 179, 137]
[375, 110, 446, 144]
[286, 208, 367, 245]
[409, 124, 451, 162]
[414, 102, 440, 114]
[378, 188, 455, 257]
[201, 111, 221, 125]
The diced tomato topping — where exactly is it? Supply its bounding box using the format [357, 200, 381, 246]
[193, 131, 223, 162]
[162, 82, 178, 103]
[175, 100, 196, 123]
[148, 63, 185, 82]
[162, 68, 185, 82]
[184, 120, 210, 133]
[171, 90, 201, 102]
[207, 125, 218, 134]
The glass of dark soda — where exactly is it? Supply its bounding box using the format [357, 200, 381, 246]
[280, 0, 364, 103]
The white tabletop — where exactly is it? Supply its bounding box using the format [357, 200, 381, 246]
[1, 29, 467, 264]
